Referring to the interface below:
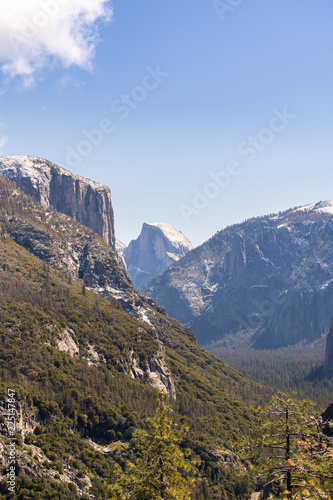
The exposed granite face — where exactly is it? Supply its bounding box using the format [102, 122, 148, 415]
[324, 324, 333, 378]
[123, 222, 193, 290]
[0, 173, 194, 345]
[0, 155, 115, 248]
[0, 175, 201, 398]
[146, 201, 333, 348]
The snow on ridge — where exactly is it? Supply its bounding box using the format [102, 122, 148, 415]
[146, 222, 193, 249]
[294, 200, 333, 216]
[320, 279, 333, 291]
[115, 239, 127, 254]
[0, 155, 107, 190]
[0, 155, 42, 189]
[166, 251, 182, 261]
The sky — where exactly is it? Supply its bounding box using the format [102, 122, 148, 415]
[0, 0, 333, 247]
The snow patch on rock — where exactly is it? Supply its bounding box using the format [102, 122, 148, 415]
[295, 200, 333, 216]
[148, 222, 193, 249]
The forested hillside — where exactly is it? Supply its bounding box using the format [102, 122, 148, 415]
[0, 176, 267, 499]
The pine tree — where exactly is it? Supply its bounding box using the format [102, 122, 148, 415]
[110, 392, 199, 499]
[245, 392, 333, 499]
[290, 415, 333, 499]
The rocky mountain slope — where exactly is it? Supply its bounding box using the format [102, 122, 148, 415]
[146, 201, 333, 348]
[0, 155, 115, 248]
[0, 175, 167, 327]
[123, 222, 193, 290]
[0, 174, 262, 499]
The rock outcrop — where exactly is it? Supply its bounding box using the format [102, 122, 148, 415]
[146, 201, 333, 348]
[0, 174, 165, 328]
[123, 222, 193, 290]
[0, 155, 115, 248]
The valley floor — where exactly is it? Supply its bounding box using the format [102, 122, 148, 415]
[205, 331, 333, 409]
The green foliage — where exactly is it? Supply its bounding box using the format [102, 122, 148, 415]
[0, 230, 257, 498]
[245, 392, 333, 499]
[206, 335, 333, 408]
[110, 392, 199, 499]
[0, 177, 267, 498]
[0, 475, 80, 499]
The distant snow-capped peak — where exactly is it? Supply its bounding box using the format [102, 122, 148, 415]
[295, 200, 333, 216]
[145, 222, 193, 250]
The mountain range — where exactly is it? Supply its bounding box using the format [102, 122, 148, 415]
[146, 201, 333, 348]
[0, 161, 262, 499]
[0, 154, 332, 498]
[2, 155, 332, 354]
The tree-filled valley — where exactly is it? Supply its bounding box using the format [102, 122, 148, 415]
[0, 175, 267, 499]
[0, 172, 332, 499]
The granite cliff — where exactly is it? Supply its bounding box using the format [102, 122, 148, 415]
[324, 323, 333, 378]
[0, 174, 259, 498]
[0, 155, 115, 248]
[146, 201, 333, 348]
[0, 175, 169, 330]
[123, 222, 193, 290]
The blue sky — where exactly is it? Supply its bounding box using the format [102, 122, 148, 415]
[1, 0, 333, 246]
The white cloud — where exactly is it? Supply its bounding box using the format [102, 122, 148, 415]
[0, 0, 112, 85]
